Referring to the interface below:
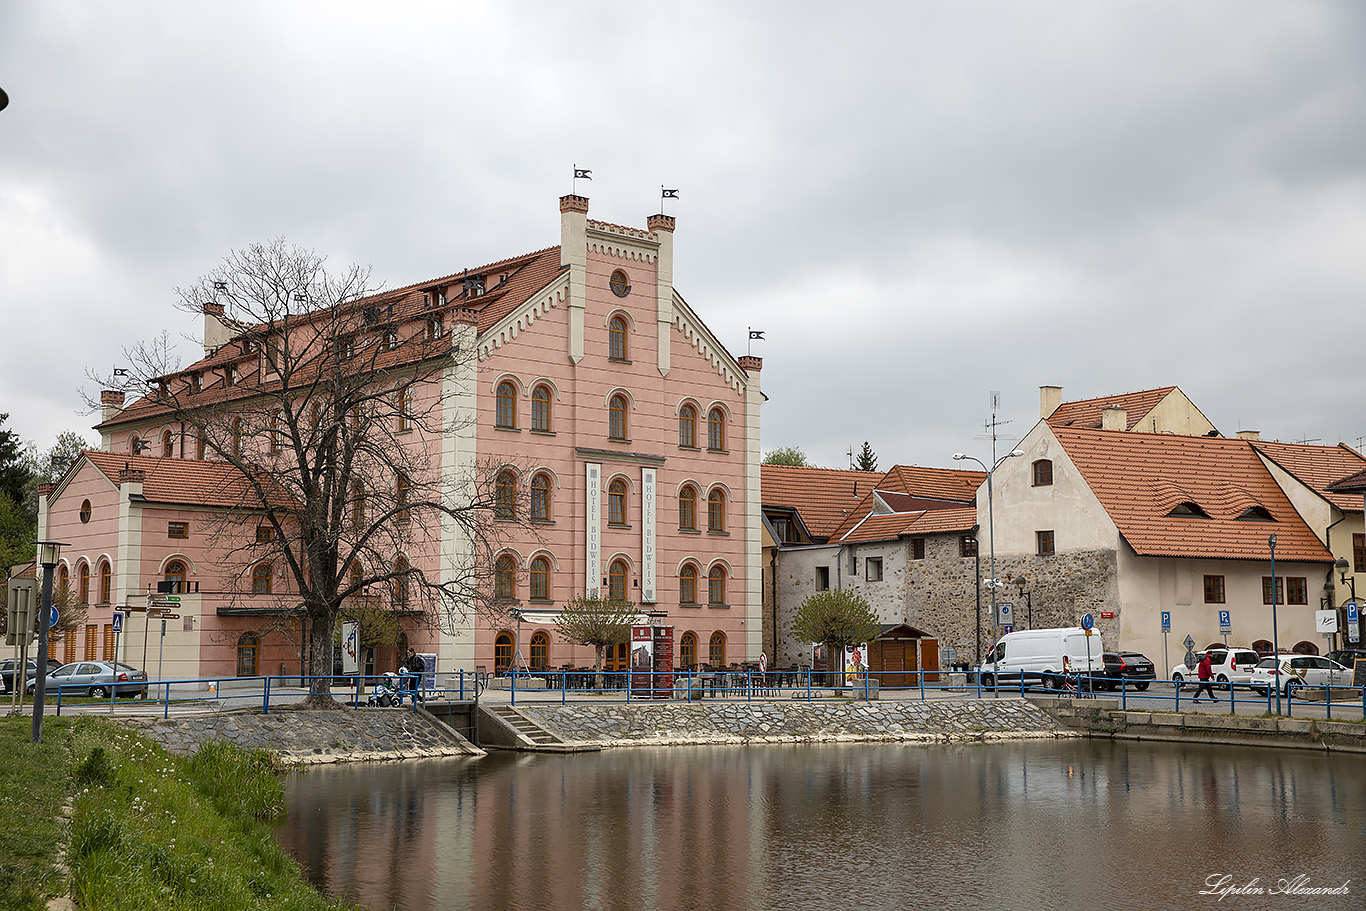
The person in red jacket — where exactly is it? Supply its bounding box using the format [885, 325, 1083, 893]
[1192, 652, 1217, 703]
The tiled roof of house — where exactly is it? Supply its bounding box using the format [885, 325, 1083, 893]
[760, 465, 885, 541]
[1053, 428, 1331, 562]
[835, 506, 979, 544]
[81, 451, 293, 510]
[103, 246, 567, 429]
[877, 464, 986, 502]
[1046, 387, 1177, 430]
[1328, 467, 1366, 493]
[1250, 441, 1366, 513]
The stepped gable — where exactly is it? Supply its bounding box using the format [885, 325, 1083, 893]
[1046, 386, 1176, 430]
[82, 451, 296, 509]
[1053, 428, 1331, 562]
[1250, 440, 1366, 513]
[760, 465, 883, 541]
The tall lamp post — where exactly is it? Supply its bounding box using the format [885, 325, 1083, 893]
[1269, 534, 1281, 716]
[1013, 575, 1033, 629]
[954, 449, 1025, 695]
[31, 541, 65, 744]
[1336, 558, 1357, 653]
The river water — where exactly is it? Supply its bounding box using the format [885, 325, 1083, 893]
[277, 740, 1365, 911]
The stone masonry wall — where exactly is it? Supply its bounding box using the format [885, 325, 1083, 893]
[516, 698, 1073, 747]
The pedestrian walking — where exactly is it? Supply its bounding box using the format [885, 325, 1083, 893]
[1192, 652, 1217, 703]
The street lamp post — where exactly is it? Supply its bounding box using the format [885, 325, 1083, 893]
[31, 541, 65, 744]
[1013, 575, 1033, 629]
[1269, 534, 1281, 716]
[954, 449, 1024, 696]
[1336, 557, 1357, 653]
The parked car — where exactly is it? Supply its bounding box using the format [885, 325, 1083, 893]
[1099, 652, 1155, 691]
[977, 627, 1104, 690]
[1250, 654, 1352, 698]
[28, 661, 148, 698]
[1171, 647, 1261, 689]
[1325, 648, 1366, 674]
[0, 658, 38, 694]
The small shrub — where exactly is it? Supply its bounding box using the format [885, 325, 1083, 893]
[74, 746, 113, 788]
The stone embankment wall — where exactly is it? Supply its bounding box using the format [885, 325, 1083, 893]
[1036, 697, 1366, 753]
[120, 707, 484, 763]
[514, 698, 1074, 747]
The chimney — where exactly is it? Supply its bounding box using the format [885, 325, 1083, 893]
[738, 355, 762, 373]
[1236, 430, 1261, 441]
[1101, 406, 1128, 432]
[649, 213, 677, 376]
[203, 302, 232, 355]
[100, 389, 126, 423]
[1040, 385, 1062, 419]
[560, 195, 589, 364]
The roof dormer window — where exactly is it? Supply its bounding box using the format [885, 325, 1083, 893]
[1237, 506, 1274, 521]
[1168, 502, 1209, 518]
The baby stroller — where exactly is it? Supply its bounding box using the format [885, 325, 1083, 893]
[369, 668, 424, 707]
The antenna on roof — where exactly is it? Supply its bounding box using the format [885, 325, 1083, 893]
[1290, 436, 1322, 445]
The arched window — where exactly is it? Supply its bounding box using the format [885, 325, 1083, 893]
[609, 394, 628, 441]
[496, 470, 517, 519]
[98, 560, 112, 605]
[679, 486, 697, 530]
[680, 632, 697, 670]
[252, 563, 272, 595]
[609, 559, 629, 602]
[496, 381, 517, 429]
[236, 634, 259, 677]
[530, 631, 549, 670]
[708, 566, 726, 606]
[678, 405, 697, 448]
[495, 632, 513, 675]
[1292, 641, 1319, 656]
[529, 556, 551, 601]
[709, 631, 726, 667]
[161, 430, 173, 458]
[680, 565, 698, 605]
[708, 408, 725, 451]
[495, 555, 516, 600]
[608, 315, 627, 360]
[1252, 639, 1273, 656]
[396, 472, 411, 522]
[397, 385, 412, 432]
[531, 385, 552, 432]
[393, 556, 410, 605]
[1032, 459, 1053, 487]
[608, 478, 628, 525]
[708, 490, 725, 533]
[164, 561, 187, 594]
[530, 474, 551, 521]
[78, 562, 90, 605]
[57, 565, 69, 599]
[130, 435, 142, 455]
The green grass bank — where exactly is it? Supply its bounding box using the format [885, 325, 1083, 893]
[0, 715, 361, 911]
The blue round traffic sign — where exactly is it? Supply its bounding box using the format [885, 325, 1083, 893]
[48, 605, 59, 627]
[1081, 613, 1094, 631]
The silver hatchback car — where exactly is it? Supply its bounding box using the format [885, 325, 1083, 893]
[30, 661, 148, 698]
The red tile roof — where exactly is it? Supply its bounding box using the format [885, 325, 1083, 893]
[876, 464, 986, 502]
[1250, 441, 1366, 513]
[760, 465, 885, 540]
[1053, 428, 1331, 562]
[1046, 387, 1177, 431]
[1328, 467, 1366, 493]
[81, 451, 293, 510]
[835, 506, 978, 544]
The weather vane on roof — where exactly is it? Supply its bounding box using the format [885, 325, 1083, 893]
[747, 327, 764, 356]
[660, 186, 678, 215]
[572, 165, 591, 195]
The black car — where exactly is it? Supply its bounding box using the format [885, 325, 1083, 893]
[1098, 651, 1155, 691]
[0, 658, 38, 695]
[1326, 649, 1366, 676]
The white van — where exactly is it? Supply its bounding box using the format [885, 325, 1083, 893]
[977, 627, 1104, 690]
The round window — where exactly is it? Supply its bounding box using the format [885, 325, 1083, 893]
[609, 270, 630, 298]
[80, 500, 92, 523]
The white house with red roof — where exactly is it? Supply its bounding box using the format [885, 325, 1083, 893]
[42, 196, 763, 683]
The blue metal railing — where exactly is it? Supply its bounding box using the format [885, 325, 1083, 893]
[30, 668, 1366, 721]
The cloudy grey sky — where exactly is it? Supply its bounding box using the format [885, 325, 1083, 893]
[3, 1, 1364, 470]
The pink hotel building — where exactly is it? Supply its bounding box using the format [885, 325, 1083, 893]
[36, 196, 763, 681]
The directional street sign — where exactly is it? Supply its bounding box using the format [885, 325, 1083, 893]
[1161, 611, 1171, 632]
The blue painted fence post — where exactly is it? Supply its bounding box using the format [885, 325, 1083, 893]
[263, 675, 271, 715]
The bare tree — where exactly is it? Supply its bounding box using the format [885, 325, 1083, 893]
[554, 594, 638, 689]
[87, 239, 525, 705]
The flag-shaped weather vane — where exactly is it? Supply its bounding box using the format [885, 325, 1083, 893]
[660, 186, 679, 215]
[747, 327, 764, 355]
[572, 165, 591, 195]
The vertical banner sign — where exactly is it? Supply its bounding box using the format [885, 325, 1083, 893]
[641, 468, 657, 603]
[585, 463, 602, 596]
[630, 625, 654, 696]
[341, 621, 360, 675]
